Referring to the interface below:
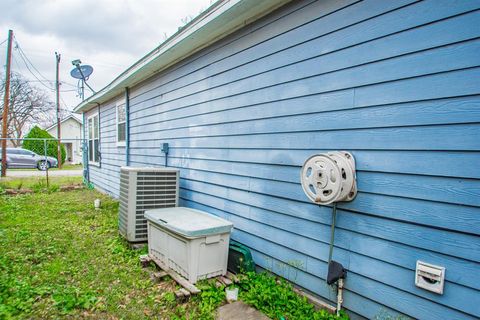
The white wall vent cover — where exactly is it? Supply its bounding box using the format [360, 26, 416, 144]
[119, 166, 179, 242]
[415, 261, 446, 294]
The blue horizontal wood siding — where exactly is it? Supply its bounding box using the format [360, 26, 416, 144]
[87, 0, 480, 318]
[85, 99, 125, 197]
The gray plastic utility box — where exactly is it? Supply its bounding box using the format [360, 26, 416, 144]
[145, 207, 233, 284]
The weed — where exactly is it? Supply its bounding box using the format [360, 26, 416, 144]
[190, 281, 226, 319]
[238, 272, 348, 320]
[31, 180, 47, 193]
[47, 184, 60, 193]
[51, 287, 98, 313]
[163, 291, 176, 306]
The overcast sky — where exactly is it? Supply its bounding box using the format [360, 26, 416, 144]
[0, 0, 214, 113]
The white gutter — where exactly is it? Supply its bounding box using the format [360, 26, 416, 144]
[74, 0, 291, 113]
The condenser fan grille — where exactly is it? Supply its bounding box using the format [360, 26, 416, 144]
[119, 167, 179, 242]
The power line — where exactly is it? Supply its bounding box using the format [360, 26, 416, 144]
[0, 38, 7, 46]
[15, 56, 55, 91]
[12, 40, 99, 99]
[14, 37, 51, 82]
[23, 79, 53, 82]
[60, 96, 70, 108]
[11, 53, 53, 92]
[11, 50, 24, 73]
[7, 37, 92, 110]
[12, 47, 55, 91]
[12, 36, 58, 93]
[14, 79, 76, 89]
[11, 51, 65, 114]
[15, 56, 54, 90]
[11, 49, 73, 98]
[60, 81, 78, 88]
[11, 46, 127, 69]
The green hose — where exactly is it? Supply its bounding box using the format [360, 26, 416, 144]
[328, 203, 337, 264]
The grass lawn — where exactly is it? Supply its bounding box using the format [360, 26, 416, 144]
[0, 180, 347, 320]
[0, 186, 219, 319]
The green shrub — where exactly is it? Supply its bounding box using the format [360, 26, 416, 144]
[22, 126, 66, 164]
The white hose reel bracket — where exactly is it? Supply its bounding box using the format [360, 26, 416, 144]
[300, 151, 357, 205]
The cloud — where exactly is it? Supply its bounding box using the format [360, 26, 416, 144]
[2, 0, 211, 53]
[0, 0, 213, 109]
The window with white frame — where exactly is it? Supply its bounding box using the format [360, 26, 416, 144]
[117, 101, 126, 146]
[88, 113, 100, 164]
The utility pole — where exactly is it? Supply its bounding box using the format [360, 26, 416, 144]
[55, 52, 62, 169]
[1, 30, 13, 177]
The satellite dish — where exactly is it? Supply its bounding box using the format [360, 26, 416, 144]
[70, 65, 93, 79]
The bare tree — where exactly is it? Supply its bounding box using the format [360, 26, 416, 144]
[0, 72, 56, 146]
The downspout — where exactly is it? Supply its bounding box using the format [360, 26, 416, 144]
[82, 112, 89, 184]
[125, 87, 130, 166]
[97, 103, 101, 168]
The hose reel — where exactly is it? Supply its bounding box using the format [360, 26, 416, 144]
[300, 151, 357, 204]
[299, 151, 357, 316]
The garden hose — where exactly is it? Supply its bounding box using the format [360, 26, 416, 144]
[328, 203, 337, 264]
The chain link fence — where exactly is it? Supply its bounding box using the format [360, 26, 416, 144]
[0, 137, 88, 187]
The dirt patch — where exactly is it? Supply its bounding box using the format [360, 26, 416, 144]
[3, 184, 84, 195]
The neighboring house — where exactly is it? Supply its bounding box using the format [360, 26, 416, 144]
[74, 1, 480, 319]
[46, 115, 83, 163]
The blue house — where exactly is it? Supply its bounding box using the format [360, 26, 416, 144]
[74, 0, 480, 318]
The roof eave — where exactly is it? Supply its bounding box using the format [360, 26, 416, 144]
[73, 0, 291, 113]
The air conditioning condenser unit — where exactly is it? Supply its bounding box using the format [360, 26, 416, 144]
[118, 166, 179, 242]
